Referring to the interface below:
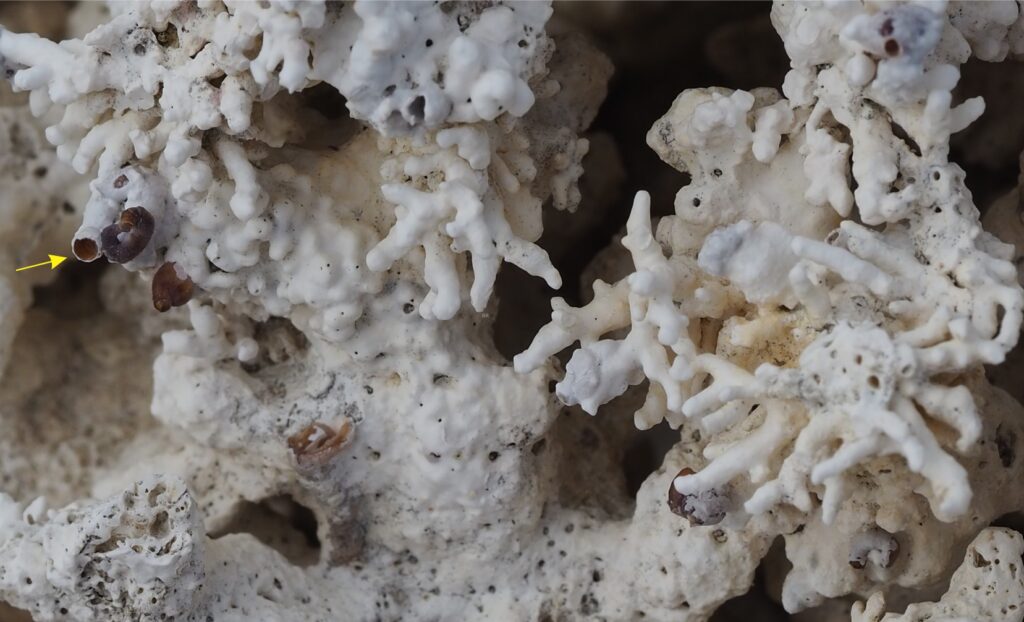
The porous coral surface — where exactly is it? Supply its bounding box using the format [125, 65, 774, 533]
[3, 2, 1024, 621]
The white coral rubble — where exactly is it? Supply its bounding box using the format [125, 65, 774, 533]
[0, 476, 204, 621]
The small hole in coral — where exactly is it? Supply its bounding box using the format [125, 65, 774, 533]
[155, 24, 178, 47]
[407, 96, 426, 123]
[996, 424, 1017, 468]
[303, 82, 349, 120]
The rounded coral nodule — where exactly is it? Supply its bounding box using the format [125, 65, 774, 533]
[151, 262, 193, 312]
[100, 207, 155, 264]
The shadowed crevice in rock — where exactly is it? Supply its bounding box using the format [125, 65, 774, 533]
[209, 495, 322, 568]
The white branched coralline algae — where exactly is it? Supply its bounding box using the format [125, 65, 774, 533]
[3, 1, 1024, 621]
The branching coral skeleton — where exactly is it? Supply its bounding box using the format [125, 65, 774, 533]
[516, 191, 701, 429]
[369, 125, 562, 320]
[518, 0, 1024, 524]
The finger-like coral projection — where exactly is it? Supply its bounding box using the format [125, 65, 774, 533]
[516, 190, 714, 428]
[681, 321, 982, 523]
[369, 124, 563, 319]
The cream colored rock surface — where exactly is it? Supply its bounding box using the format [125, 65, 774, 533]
[852, 527, 1024, 622]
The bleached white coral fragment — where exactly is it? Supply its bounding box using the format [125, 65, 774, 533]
[0, 1, 309, 175]
[333, 1, 553, 134]
[679, 321, 980, 523]
[852, 528, 1024, 622]
[751, 99, 795, 163]
[647, 86, 841, 255]
[0, 0, 577, 341]
[945, 0, 1021, 62]
[840, 3, 944, 99]
[698, 220, 803, 308]
[0, 0, 611, 367]
[0, 476, 204, 621]
[514, 0, 1024, 543]
[636, 2, 1018, 528]
[678, 173, 1022, 520]
[517, 191, 705, 429]
[369, 126, 561, 319]
[226, 0, 326, 92]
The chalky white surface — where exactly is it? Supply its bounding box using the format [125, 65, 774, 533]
[3, 1, 1024, 621]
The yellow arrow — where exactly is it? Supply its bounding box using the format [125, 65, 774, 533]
[16, 254, 68, 272]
